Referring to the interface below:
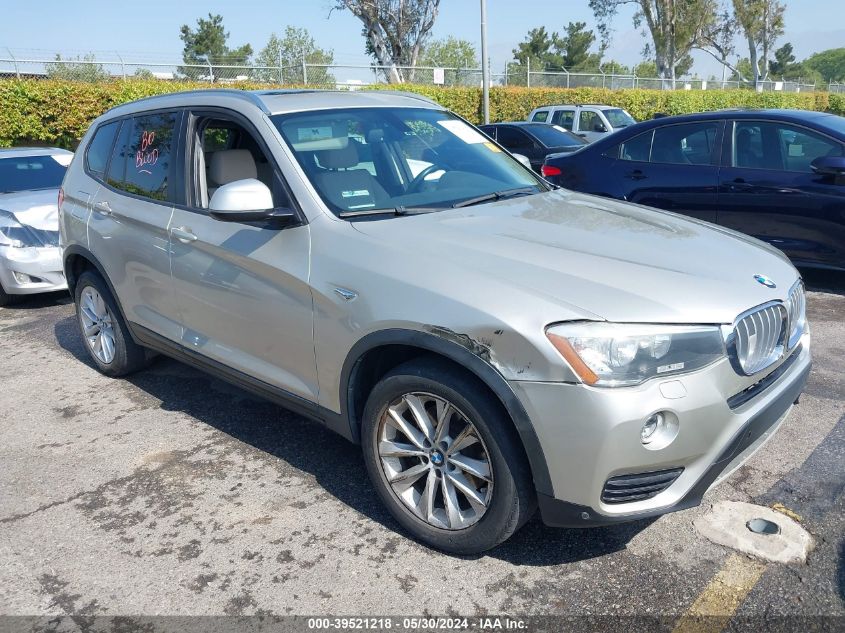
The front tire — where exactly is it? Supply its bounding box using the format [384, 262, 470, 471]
[0, 282, 23, 307]
[362, 357, 535, 554]
[74, 270, 147, 376]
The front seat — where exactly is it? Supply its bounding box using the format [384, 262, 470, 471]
[312, 141, 389, 211]
[208, 149, 258, 200]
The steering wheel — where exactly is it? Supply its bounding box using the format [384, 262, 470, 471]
[406, 163, 445, 193]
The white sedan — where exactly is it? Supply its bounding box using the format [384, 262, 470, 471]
[0, 147, 72, 305]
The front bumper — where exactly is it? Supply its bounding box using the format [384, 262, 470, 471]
[0, 245, 67, 295]
[511, 336, 811, 528]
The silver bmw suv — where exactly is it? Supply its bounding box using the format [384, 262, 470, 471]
[59, 89, 810, 554]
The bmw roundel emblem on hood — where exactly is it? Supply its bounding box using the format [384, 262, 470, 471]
[754, 274, 777, 289]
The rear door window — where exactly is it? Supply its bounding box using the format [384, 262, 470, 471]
[106, 112, 177, 202]
[551, 109, 575, 129]
[651, 122, 719, 165]
[615, 131, 654, 162]
[85, 121, 120, 180]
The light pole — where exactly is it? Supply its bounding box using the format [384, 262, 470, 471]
[480, 0, 490, 124]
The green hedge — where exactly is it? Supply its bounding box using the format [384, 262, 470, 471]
[1, 79, 843, 148]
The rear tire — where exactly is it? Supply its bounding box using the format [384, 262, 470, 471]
[361, 357, 536, 554]
[74, 270, 148, 376]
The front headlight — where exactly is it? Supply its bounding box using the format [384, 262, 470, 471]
[0, 212, 25, 248]
[546, 322, 725, 387]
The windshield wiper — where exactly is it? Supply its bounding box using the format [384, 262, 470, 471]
[338, 206, 444, 218]
[452, 187, 538, 209]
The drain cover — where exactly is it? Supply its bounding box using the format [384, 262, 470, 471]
[694, 500, 814, 564]
[747, 517, 781, 535]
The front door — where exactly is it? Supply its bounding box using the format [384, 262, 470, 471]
[87, 111, 183, 343]
[168, 110, 318, 401]
[717, 120, 845, 268]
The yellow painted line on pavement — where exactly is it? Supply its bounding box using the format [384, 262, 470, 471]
[671, 553, 766, 633]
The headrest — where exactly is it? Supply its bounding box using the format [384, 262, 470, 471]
[209, 149, 257, 185]
[316, 142, 359, 169]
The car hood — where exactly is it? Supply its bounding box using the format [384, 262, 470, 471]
[354, 189, 798, 324]
[0, 189, 59, 230]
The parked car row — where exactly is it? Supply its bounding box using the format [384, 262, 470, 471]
[541, 109, 845, 270]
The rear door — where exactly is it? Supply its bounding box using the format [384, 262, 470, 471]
[607, 120, 723, 223]
[87, 111, 182, 342]
[167, 109, 318, 401]
[550, 108, 575, 131]
[717, 119, 845, 268]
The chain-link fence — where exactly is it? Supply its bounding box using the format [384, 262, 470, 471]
[0, 55, 821, 93]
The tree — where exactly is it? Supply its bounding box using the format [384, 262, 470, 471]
[633, 60, 658, 76]
[601, 60, 630, 74]
[419, 36, 478, 86]
[769, 42, 795, 76]
[557, 21, 602, 70]
[732, 0, 785, 88]
[590, 0, 721, 82]
[803, 48, 845, 82]
[254, 27, 335, 85]
[46, 54, 111, 82]
[179, 13, 252, 81]
[333, 0, 441, 83]
[419, 36, 477, 69]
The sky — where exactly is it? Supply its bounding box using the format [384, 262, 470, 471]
[2, 0, 844, 79]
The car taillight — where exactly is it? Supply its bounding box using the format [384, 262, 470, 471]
[58, 187, 65, 210]
[541, 165, 562, 177]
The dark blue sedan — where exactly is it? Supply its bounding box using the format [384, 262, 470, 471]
[542, 109, 845, 270]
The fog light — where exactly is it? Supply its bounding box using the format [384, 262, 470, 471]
[641, 414, 661, 443]
[12, 271, 32, 284]
[640, 411, 680, 450]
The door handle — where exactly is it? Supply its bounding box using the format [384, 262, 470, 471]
[93, 201, 112, 216]
[171, 226, 198, 243]
[626, 169, 647, 181]
[729, 178, 753, 192]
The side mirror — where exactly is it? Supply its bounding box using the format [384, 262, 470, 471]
[594, 122, 608, 133]
[811, 155, 845, 180]
[512, 153, 532, 170]
[209, 179, 296, 223]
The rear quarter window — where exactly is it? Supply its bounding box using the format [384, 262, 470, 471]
[85, 121, 120, 179]
[532, 110, 549, 123]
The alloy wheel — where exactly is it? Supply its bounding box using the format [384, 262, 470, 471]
[377, 392, 494, 530]
[79, 286, 116, 365]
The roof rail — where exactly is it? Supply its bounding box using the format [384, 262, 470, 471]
[104, 88, 273, 115]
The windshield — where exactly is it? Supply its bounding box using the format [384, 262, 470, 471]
[0, 155, 68, 194]
[603, 109, 636, 128]
[527, 125, 587, 147]
[271, 107, 545, 217]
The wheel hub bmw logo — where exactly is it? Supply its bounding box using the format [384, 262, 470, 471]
[754, 274, 777, 289]
[430, 451, 444, 466]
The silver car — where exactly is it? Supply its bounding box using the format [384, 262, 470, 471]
[0, 147, 72, 305]
[59, 90, 810, 554]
